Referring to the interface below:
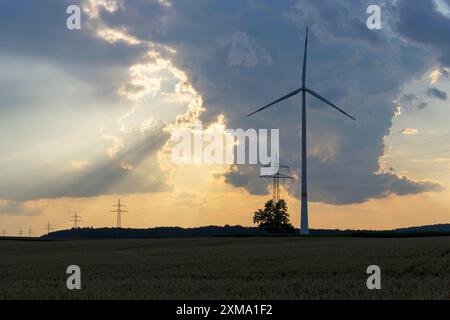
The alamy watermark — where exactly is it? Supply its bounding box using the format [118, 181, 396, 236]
[171, 121, 280, 175]
[366, 265, 381, 290]
[64, 3, 381, 31]
[66, 5, 81, 30]
[366, 5, 382, 30]
[66, 265, 81, 290]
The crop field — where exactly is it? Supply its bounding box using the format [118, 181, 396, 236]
[1, 236, 450, 299]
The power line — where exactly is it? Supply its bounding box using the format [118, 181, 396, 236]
[311, 185, 386, 191]
[389, 132, 450, 146]
[384, 148, 450, 160]
[309, 166, 450, 177]
[309, 184, 436, 191]
[292, 131, 450, 169]
[334, 147, 450, 166]
[396, 167, 450, 174]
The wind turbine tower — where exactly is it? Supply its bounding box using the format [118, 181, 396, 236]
[248, 27, 356, 235]
[111, 199, 128, 228]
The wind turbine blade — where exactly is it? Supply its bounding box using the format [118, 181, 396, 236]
[247, 88, 302, 117]
[302, 27, 308, 86]
[304, 87, 356, 121]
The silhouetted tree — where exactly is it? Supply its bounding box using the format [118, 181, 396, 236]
[253, 199, 295, 234]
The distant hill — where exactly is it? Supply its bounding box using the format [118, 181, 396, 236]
[41, 223, 450, 239]
[392, 224, 450, 234]
[45, 225, 267, 239]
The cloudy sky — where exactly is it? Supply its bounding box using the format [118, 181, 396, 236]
[1, 0, 450, 235]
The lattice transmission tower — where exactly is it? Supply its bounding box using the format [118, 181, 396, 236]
[111, 199, 128, 228]
[44, 222, 53, 235]
[69, 211, 82, 228]
[260, 160, 294, 202]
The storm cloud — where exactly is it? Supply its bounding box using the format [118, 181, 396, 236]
[0, 0, 446, 206]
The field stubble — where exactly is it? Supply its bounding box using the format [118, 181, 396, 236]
[1, 236, 450, 299]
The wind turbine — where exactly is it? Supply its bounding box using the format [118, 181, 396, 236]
[247, 27, 356, 235]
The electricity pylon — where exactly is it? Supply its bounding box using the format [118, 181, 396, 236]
[19, 228, 23, 237]
[44, 222, 53, 235]
[69, 211, 82, 228]
[260, 162, 294, 202]
[111, 199, 128, 228]
[28, 228, 33, 237]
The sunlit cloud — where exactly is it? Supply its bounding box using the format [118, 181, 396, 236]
[400, 128, 419, 135]
[97, 27, 142, 45]
[118, 62, 163, 101]
[429, 66, 449, 84]
[82, 4, 209, 159]
[100, 130, 124, 158]
[70, 160, 91, 170]
[83, 0, 120, 19]
[80, 0, 232, 205]
[158, 0, 172, 7]
[121, 163, 134, 171]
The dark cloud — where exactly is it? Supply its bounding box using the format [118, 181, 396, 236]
[225, 31, 273, 68]
[0, 0, 148, 111]
[394, 0, 450, 66]
[389, 174, 443, 196]
[401, 94, 418, 103]
[223, 162, 443, 205]
[284, 0, 387, 46]
[291, 171, 443, 205]
[399, 93, 429, 111]
[146, 0, 440, 204]
[80, 0, 444, 204]
[223, 166, 270, 196]
[0, 0, 446, 205]
[426, 87, 448, 100]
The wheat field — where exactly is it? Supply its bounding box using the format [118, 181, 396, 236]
[1, 236, 450, 299]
